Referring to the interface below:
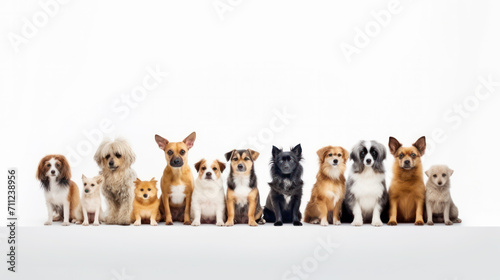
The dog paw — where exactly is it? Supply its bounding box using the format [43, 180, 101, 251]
[258, 219, 266, 225]
[427, 221, 434, 226]
[371, 220, 383, 227]
[225, 221, 234, 227]
[133, 221, 141, 226]
[82, 221, 89, 226]
[44, 221, 52, 226]
[454, 218, 462, 223]
[150, 220, 158, 226]
[184, 220, 191, 225]
[165, 220, 173, 226]
[274, 221, 283, 226]
[387, 220, 397, 226]
[249, 221, 258, 227]
[333, 220, 341, 226]
[445, 220, 453, 226]
[293, 221, 303, 226]
[62, 222, 70, 226]
[216, 221, 224, 226]
[93, 222, 100, 226]
[191, 220, 201, 226]
[351, 220, 363, 226]
[415, 220, 425, 226]
[320, 220, 329, 226]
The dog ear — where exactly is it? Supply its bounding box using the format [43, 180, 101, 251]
[36, 156, 50, 181]
[413, 136, 426, 156]
[248, 149, 260, 161]
[57, 155, 71, 182]
[150, 177, 158, 184]
[133, 178, 141, 185]
[183, 132, 196, 150]
[225, 150, 235, 162]
[292, 144, 302, 157]
[82, 174, 87, 180]
[155, 135, 169, 151]
[448, 168, 454, 177]
[96, 175, 103, 184]
[272, 146, 281, 158]
[388, 137, 402, 155]
[341, 147, 349, 163]
[316, 146, 330, 160]
[194, 159, 204, 172]
[217, 160, 226, 173]
[425, 170, 430, 177]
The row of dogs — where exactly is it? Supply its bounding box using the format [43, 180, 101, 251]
[36, 132, 461, 227]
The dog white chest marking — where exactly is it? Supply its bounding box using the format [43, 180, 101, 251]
[44, 178, 69, 205]
[170, 185, 186, 205]
[350, 168, 385, 212]
[326, 190, 340, 206]
[233, 176, 251, 207]
[284, 195, 291, 205]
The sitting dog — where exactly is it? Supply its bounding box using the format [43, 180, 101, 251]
[387, 136, 426, 226]
[342, 141, 388, 226]
[425, 165, 462, 225]
[94, 138, 137, 225]
[263, 144, 304, 226]
[155, 132, 196, 225]
[36, 155, 82, 226]
[80, 174, 104, 226]
[304, 146, 349, 226]
[131, 178, 161, 226]
[224, 149, 265, 226]
[191, 159, 226, 226]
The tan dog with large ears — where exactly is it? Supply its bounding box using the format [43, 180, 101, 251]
[155, 132, 196, 225]
[387, 136, 426, 226]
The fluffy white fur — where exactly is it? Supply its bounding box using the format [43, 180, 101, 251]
[79, 174, 104, 226]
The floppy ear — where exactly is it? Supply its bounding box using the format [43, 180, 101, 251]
[248, 149, 260, 161]
[425, 170, 430, 177]
[36, 156, 49, 180]
[183, 132, 196, 150]
[194, 159, 204, 172]
[413, 136, 426, 156]
[225, 150, 235, 162]
[292, 144, 302, 157]
[155, 134, 169, 151]
[341, 147, 349, 162]
[388, 137, 402, 155]
[217, 160, 226, 173]
[272, 146, 281, 158]
[57, 155, 71, 181]
[316, 146, 330, 160]
[94, 140, 109, 168]
[96, 175, 103, 184]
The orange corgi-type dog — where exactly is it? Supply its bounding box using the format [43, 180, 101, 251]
[155, 132, 196, 225]
[131, 178, 161, 226]
[387, 136, 426, 226]
[304, 146, 349, 226]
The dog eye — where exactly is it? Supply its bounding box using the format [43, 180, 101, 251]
[371, 151, 378, 156]
[55, 163, 60, 167]
[84, 183, 87, 186]
[115, 153, 121, 158]
[47, 163, 51, 167]
[180, 150, 185, 155]
[442, 173, 447, 177]
[399, 153, 404, 159]
[244, 157, 250, 161]
[105, 154, 111, 159]
[202, 167, 206, 170]
[167, 150, 174, 156]
[140, 189, 144, 191]
[433, 174, 437, 178]
[91, 184, 95, 187]
[213, 167, 217, 171]
[232, 157, 238, 161]
[148, 188, 151, 191]
[337, 153, 342, 157]
[411, 153, 416, 158]
[328, 153, 333, 157]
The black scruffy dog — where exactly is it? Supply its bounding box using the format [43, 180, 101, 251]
[263, 144, 304, 226]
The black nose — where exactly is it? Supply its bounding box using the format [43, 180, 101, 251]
[109, 160, 114, 166]
[404, 160, 410, 165]
[51, 170, 55, 174]
[143, 194, 148, 198]
[237, 164, 244, 169]
[438, 182, 442, 186]
[174, 158, 181, 164]
[85, 189, 89, 193]
[333, 159, 338, 164]
[366, 159, 372, 164]
[206, 172, 212, 177]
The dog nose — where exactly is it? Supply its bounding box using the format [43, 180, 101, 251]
[333, 159, 338, 164]
[206, 172, 212, 177]
[404, 160, 410, 165]
[237, 164, 244, 169]
[51, 170, 55, 174]
[366, 159, 372, 164]
[85, 189, 89, 193]
[174, 158, 181, 164]
[143, 194, 148, 198]
[109, 160, 114, 166]
[438, 181, 442, 186]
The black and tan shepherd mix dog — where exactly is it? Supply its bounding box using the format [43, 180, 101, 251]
[263, 144, 304, 226]
[154, 132, 196, 225]
[224, 149, 265, 226]
[387, 136, 426, 226]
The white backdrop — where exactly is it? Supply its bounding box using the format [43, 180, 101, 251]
[1, 0, 500, 279]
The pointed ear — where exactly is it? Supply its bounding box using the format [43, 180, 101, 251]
[183, 132, 196, 150]
[292, 144, 302, 157]
[449, 169, 454, 176]
[133, 178, 141, 185]
[316, 146, 330, 159]
[155, 134, 169, 150]
[341, 147, 349, 162]
[272, 146, 281, 158]
[96, 175, 103, 184]
[217, 160, 226, 173]
[388, 137, 402, 155]
[413, 136, 426, 156]
[425, 170, 430, 177]
[82, 174, 87, 180]
[248, 149, 260, 161]
[194, 159, 204, 172]
[150, 177, 158, 184]
[225, 150, 235, 162]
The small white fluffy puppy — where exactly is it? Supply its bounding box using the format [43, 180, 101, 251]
[191, 159, 226, 226]
[80, 174, 104, 226]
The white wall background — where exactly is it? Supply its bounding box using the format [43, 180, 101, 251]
[1, 0, 500, 228]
